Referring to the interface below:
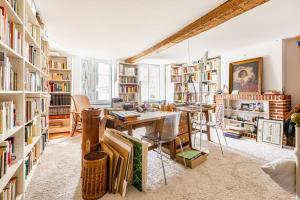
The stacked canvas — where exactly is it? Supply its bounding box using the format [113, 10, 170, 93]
[101, 129, 148, 196]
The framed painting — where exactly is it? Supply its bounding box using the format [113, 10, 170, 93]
[229, 57, 263, 94]
[257, 118, 283, 147]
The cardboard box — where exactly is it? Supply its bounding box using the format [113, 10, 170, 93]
[176, 149, 208, 169]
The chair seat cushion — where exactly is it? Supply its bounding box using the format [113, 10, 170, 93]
[261, 158, 295, 194]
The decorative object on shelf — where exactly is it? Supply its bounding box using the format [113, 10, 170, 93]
[257, 118, 283, 147]
[229, 57, 263, 94]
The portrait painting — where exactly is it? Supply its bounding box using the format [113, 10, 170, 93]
[229, 57, 263, 94]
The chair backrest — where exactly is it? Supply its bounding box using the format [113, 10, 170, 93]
[72, 95, 91, 113]
[160, 112, 181, 141]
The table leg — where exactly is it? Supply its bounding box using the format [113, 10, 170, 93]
[187, 112, 193, 148]
[205, 111, 211, 141]
[127, 125, 133, 136]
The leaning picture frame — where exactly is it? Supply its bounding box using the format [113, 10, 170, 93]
[257, 118, 283, 147]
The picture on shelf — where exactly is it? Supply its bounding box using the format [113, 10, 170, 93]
[257, 118, 283, 147]
[229, 57, 263, 94]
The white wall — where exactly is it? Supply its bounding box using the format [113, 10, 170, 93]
[220, 40, 284, 92]
[71, 55, 82, 95]
[284, 38, 300, 107]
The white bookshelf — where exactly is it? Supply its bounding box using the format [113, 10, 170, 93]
[0, 0, 50, 199]
[48, 55, 72, 134]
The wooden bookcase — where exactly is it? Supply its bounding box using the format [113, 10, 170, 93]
[171, 57, 221, 105]
[48, 55, 72, 134]
[118, 62, 139, 104]
[0, 0, 50, 198]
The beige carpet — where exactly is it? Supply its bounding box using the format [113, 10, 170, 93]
[26, 134, 293, 200]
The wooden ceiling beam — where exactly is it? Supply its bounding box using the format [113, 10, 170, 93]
[125, 0, 270, 63]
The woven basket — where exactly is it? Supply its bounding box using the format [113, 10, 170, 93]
[82, 151, 108, 200]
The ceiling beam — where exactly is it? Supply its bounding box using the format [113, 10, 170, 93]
[125, 0, 270, 63]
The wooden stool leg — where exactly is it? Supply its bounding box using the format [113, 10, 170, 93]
[71, 115, 78, 137]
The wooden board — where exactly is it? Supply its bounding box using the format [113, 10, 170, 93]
[125, 0, 270, 63]
[107, 129, 148, 192]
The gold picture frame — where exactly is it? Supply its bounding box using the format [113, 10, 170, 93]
[229, 57, 263, 95]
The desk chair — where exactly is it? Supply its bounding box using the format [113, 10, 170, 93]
[193, 105, 227, 154]
[142, 112, 186, 185]
[71, 95, 91, 136]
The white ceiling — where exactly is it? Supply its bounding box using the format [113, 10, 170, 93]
[36, 0, 300, 62]
[35, 0, 227, 59]
[144, 0, 300, 64]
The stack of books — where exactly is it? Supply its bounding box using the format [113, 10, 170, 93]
[0, 138, 16, 177]
[111, 111, 140, 121]
[25, 146, 37, 179]
[41, 132, 48, 151]
[0, 101, 15, 134]
[1, 177, 17, 200]
[0, 52, 17, 91]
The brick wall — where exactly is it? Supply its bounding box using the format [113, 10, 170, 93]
[215, 94, 292, 145]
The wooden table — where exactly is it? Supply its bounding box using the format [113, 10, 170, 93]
[112, 111, 175, 136]
[176, 106, 213, 141]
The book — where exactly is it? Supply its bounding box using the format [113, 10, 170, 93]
[0, 101, 15, 134]
[0, 52, 17, 91]
[25, 98, 38, 122]
[1, 177, 17, 200]
[110, 111, 140, 121]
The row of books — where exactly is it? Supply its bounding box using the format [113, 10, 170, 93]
[41, 115, 48, 131]
[119, 64, 137, 76]
[41, 38, 49, 56]
[25, 145, 38, 179]
[0, 177, 17, 200]
[41, 132, 48, 152]
[171, 76, 182, 83]
[25, 121, 37, 146]
[0, 52, 17, 91]
[120, 86, 137, 93]
[49, 107, 70, 116]
[201, 71, 218, 81]
[50, 94, 71, 106]
[48, 82, 70, 92]
[49, 60, 67, 70]
[202, 84, 217, 92]
[0, 101, 15, 134]
[24, 69, 41, 92]
[120, 94, 137, 102]
[25, 98, 38, 122]
[182, 65, 200, 74]
[7, 0, 19, 14]
[25, 19, 38, 42]
[0, 10, 22, 55]
[50, 72, 71, 81]
[0, 138, 15, 178]
[205, 58, 220, 71]
[40, 98, 48, 113]
[25, 43, 38, 65]
[119, 77, 137, 84]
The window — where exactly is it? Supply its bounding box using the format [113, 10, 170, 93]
[139, 64, 161, 102]
[82, 59, 112, 105]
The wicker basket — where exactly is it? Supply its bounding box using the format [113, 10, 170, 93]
[82, 151, 108, 200]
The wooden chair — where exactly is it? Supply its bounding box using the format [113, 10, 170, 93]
[71, 95, 91, 136]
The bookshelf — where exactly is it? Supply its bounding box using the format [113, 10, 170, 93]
[48, 55, 72, 134]
[171, 57, 221, 105]
[0, 0, 50, 199]
[118, 62, 139, 104]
